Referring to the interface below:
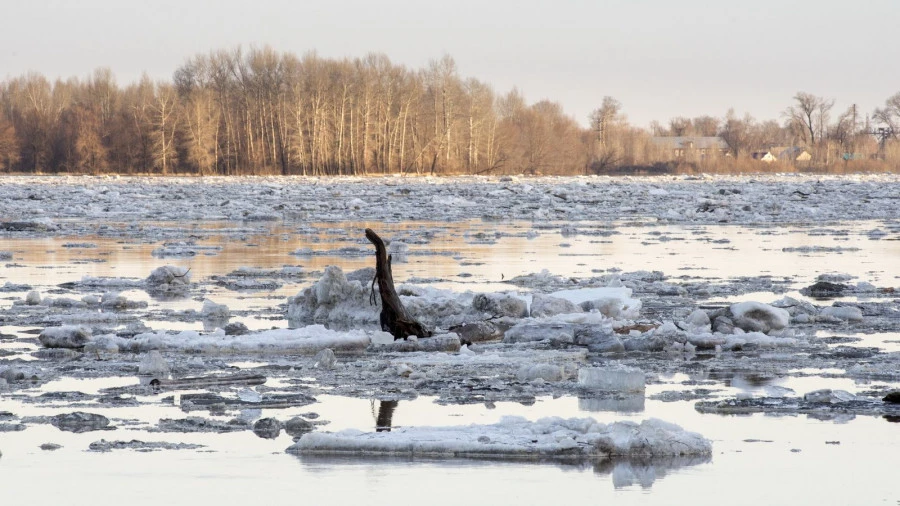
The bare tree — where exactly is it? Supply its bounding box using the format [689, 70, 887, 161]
[718, 109, 753, 158]
[785, 92, 834, 146]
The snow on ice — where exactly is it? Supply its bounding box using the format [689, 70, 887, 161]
[287, 416, 711, 460]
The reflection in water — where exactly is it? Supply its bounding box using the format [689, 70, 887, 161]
[375, 400, 399, 432]
[595, 455, 712, 489]
[578, 394, 645, 413]
[294, 453, 709, 490]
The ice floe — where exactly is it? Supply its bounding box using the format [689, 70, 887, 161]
[287, 416, 711, 459]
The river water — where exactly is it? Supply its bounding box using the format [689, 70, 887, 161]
[1, 215, 898, 505]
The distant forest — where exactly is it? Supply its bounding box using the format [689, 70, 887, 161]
[1, 46, 899, 176]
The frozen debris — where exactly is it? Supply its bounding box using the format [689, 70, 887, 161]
[223, 322, 249, 335]
[313, 348, 336, 369]
[89, 440, 205, 452]
[152, 241, 222, 258]
[503, 322, 575, 345]
[516, 364, 567, 382]
[287, 266, 375, 326]
[722, 331, 799, 350]
[50, 412, 111, 433]
[100, 292, 147, 310]
[287, 416, 711, 459]
[710, 302, 789, 334]
[730, 302, 790, 333]
[800, 279, 850, 298]
[578, 365, 646, 392]
[0, 219, 57, 232]
[473, 292, 529, 318]
[121, 326, 370, 355]
[155, 417, 250, 433]
[551, 287, 642, 319]
[574, 325, 625, 353]
[370, 333, 461, 353]
[217, 278, 284, 291]
[684, 309, 711, 332]
[530, 294, 582, 318]
[696, 393, 900, 419]
[84, 335, 120, 355]
[138, 350, 170, 377]
[39, 325, 92, 348]
[145, 265, 192, 293]
[72, 276, 144, 289]
[25, 290, 41, 305]
[451, 321, 501, 343]
[0, 367, 27, 382]
[819, 306, 863, 322]
[145, 373, 266, 390]
[285, 417, 316, 436]
[252, 418, 283, 439]
[803, 389, 858, 403]
[230, 266, 304, 278]
[201, 300, 231, 320]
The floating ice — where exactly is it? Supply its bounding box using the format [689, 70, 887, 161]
[729, 302, 790, 334]
[105, 325, 371, 355]
[138, 350, 170, 376]
[819, 306, 863, 322]
[39, 325, 92, 349]
[578, 365, 645, 392]
[551, 287, 642, 319]
[145, 265, 192, 293]
[287, 416, 711, 459]
[201, 300, 231, 320]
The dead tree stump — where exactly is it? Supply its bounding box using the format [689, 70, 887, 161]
[365, 228, 431, 340]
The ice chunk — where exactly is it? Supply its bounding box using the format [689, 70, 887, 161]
[473, 292, 528, 318]
[128, 326, 370, 355]
[552, 287, 642, 319]
[145, 265, 192, 293]
[25, 291, 41, 305]
[819, 306, 863, 322]
[803, 389, 858, 403]
[138, 350, 170, 376]
[503, 322, 575, 344]
[39, 325, 92, 349]
[530, 294, 582, 317]
[313, 348, 336, 369]
[50, 412, 110, 433]
[578, 365, 645, 392]
[287, 416, 710, 459]
[685, 309, 711, 331]
[516, 364, 566, 382]
[729, 302, 789, 333]
[201, 300, 231, 319]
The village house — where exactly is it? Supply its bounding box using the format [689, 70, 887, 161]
[751, 150, 776, 162]
[774, 146, 812, 162]
[650, 136, 730, 159]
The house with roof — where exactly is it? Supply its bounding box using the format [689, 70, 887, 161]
[751, 150, 776, 162]
[650, 136, 730, 160]
[774, 147, 811, 162]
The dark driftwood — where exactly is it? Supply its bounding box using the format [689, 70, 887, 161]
[365, 228, 431, 340]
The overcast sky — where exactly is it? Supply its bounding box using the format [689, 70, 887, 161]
[3, 0, 899, 128]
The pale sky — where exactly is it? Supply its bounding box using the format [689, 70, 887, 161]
[3, 0, 899, 128]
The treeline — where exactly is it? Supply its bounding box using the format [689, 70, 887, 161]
[1, 46, 899, 176]
[0, 48, 587, 176]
